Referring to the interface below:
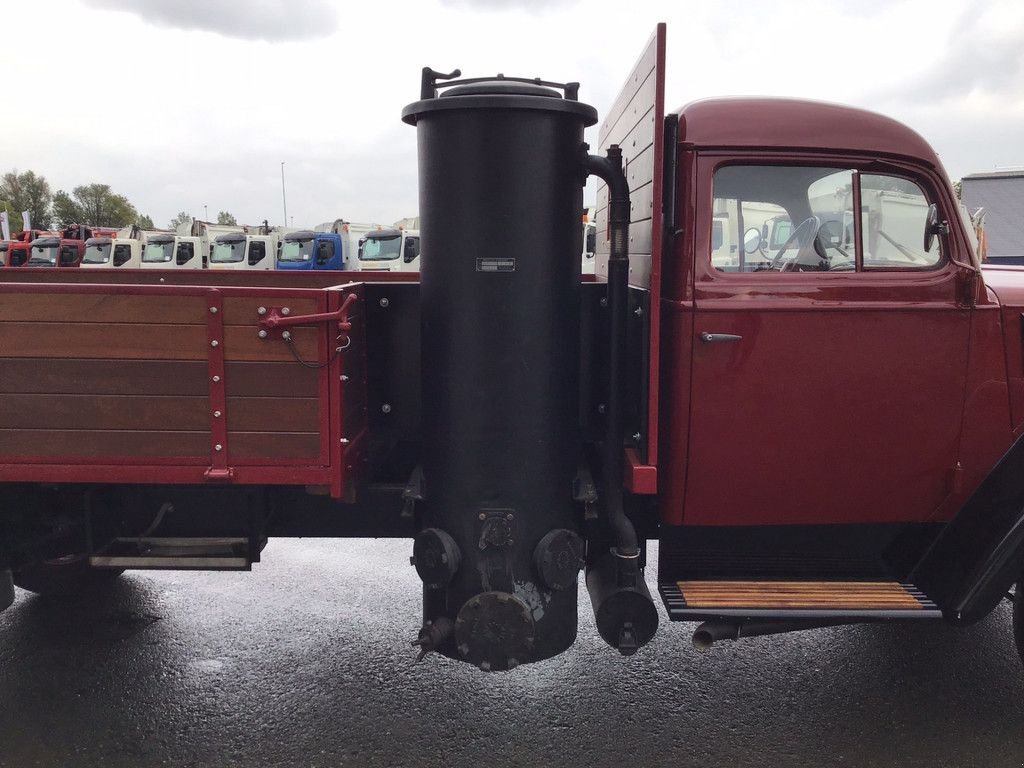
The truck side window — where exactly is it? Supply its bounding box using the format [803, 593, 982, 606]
[177, 242, 194, 265]
[712, 165, 855, 272]
[59, 246, 77, 266]
[113, 244, 131, 267]
[249, 241, 266, 266]
[404, 237, 420, 263]
[860, 175, 940, 269]
[317, 240, 335, 265]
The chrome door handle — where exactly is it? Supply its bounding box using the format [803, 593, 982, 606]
[700, 332, 743, 344]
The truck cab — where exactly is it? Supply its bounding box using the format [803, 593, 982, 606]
[141, 234, 207, 269]
[27, 236, 82, 268]
[7, 229, 54, 267]
[276, 230, 344, 271]
[209, 232, 277, 271]
[357, 228, 420, 272]
[81, 237, 140, 268]
[0, 241, 8, 267]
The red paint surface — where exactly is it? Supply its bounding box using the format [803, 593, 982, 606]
[656, 111, 1016, 527]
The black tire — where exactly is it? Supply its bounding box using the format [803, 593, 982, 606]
[13, 557, 124, 597]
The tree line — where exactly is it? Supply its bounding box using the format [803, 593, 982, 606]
[0, 169, 236, 235]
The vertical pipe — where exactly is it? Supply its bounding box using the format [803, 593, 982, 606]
[281, 162, 288, 228]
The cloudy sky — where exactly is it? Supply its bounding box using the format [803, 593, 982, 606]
[2, 0, 1021, 228]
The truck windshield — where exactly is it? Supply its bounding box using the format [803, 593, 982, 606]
[279, 239, 314, 262]
[143, 240, 175, 263]
[361, 234, 401, 261]
[211, 239, 246, 263]
[29, 244, 57, 265]
[84, 243, 111, 264]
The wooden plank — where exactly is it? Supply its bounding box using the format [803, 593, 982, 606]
[226, 397, 320, 433]
[599, 29, 659, 144]
[0, 359, 208, 396]
[0, 323, 321, 362]
[601, 77, 658, 153]
[0, 429, 208, 458]
[223, 326, 320, 362]
[677, 581, 924, 610]
[0, 394, 208, 431]
[230, 431, 321, 460]
[0, 293, 207, 324]
[0, 322, 209, 360]
[224, 362, 319, 398]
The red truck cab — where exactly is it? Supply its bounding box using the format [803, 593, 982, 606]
[6, 229, 53, 267]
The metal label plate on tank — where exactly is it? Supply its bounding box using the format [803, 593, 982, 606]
[476, 257, 515, 273]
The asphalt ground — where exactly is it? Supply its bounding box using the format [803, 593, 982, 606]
[2, 538, 1023, 768]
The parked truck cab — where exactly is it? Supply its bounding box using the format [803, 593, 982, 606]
[357, 228, 421, 272]
[141, 235, 206, 269]
[0, 241, 8, 267]
[276, 230, 344, 271]
[210, 232, 277, 271]
[81, 237, 139, 268]
[27, 236, 81, 268]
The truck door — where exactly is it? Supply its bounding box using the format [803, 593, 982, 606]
[684, 158, 972, 527]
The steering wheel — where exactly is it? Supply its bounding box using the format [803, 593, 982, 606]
[769, 216, 820, 271]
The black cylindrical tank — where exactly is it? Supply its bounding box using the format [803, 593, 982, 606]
[403, 76, 597, 670]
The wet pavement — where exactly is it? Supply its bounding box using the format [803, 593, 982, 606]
[1, 538, 1023, 768]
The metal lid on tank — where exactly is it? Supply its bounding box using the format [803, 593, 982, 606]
[441, 81, 561, 98]
[402, 70, 597, 126]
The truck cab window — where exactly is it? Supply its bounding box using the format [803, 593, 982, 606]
[60, 246, 77, 266]
[317, 240, 335, 264]
[113, 244, 132, 267]
[712, 165, 854, 272]
[860, 175, 940, 269]
[248, 241, 266, 266]
[712, 165, 942, 273]
[177, 242, 195, 265]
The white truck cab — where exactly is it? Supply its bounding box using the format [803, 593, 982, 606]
[209, 232, 277, 271]
[82, 237, 140, 268]
[357, 228, 421, 272]
[140, 235, 207, 269]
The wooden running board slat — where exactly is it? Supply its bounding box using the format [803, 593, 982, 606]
[677, 580, 925, 610]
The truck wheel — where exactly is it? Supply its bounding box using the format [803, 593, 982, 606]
[13, 557, 124, 597]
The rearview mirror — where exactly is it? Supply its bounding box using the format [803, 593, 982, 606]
[924, 203, 948, 253]
[743, 227, 761, 254]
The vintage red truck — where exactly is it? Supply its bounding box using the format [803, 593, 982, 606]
[2, 24, 1023, 672]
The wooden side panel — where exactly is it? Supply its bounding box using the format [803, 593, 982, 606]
[0, 284, 342, 475]
[595, 22, 666, 288]
[593, 23, 666, 474]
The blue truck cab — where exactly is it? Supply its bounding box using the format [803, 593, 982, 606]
[276, 230, 345, 271]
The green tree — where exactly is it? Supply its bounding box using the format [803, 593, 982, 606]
[169, 211, 192, 230]
[137, 214, 155, 229]
[217, 210, 237, 226]
[0, 169, 52, 230]
[52, 184, 139, 228]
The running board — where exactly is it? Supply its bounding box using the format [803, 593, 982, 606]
[88, 537, 256, 571]
[659, 580, 941, 621]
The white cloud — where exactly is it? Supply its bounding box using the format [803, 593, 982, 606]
[83, 0, 338, 41]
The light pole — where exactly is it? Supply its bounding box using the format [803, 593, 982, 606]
[204, 204, 208, 221]
[281, 162, 288, 227]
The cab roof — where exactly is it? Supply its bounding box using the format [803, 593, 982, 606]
[675, 98, 942, 169]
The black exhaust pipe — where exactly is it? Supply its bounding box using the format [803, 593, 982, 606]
[692, 618, 864, 650]
[583, 146, 658, 656]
